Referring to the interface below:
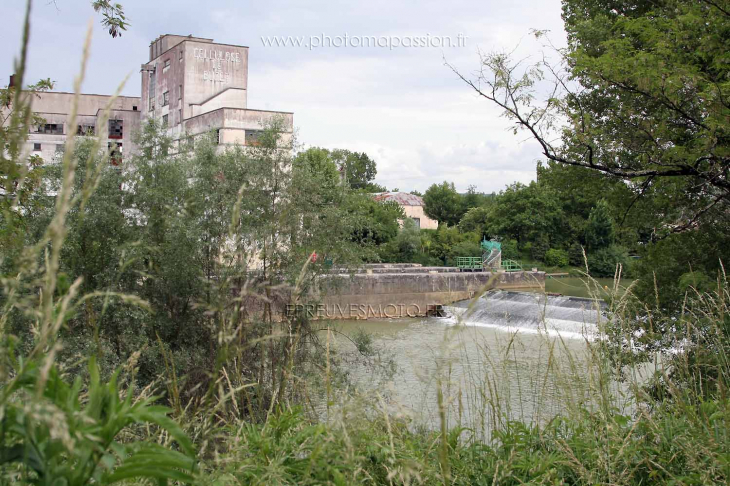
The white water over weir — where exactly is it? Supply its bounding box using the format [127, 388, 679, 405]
[444, 290, 605, 340]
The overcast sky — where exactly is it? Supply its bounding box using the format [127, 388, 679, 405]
[1, 0, 566, 193]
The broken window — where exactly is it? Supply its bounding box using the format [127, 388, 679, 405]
[77, 125, 95, 136]
[33, 143, 41, 151]
[149, 98, 155, 111]
[132, 105, 138, 111]
[162, 91, 169, 107]
[109, 119, 123, 139]
[38, 123, 63, 135]
[178, 108, 182, 124]
[162, 114, 168, 127]
[179, 50, 183, 61]
[245, 130, 263, 146]
[108, 142, 122, 166]
[163, 59, 171, 73]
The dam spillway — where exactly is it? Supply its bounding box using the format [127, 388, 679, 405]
[445, 290, 605, 339]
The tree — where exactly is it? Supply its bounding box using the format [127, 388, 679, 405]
[585, 199, 615, 250]
[345, 193, 403, 249]
[423, 181, 464, 227]
[458, 206, 492, 235]
[486, 182, 567, 248]
[331, 149, 377, 190]
[91, 1, 130, 37]
[461, 185, 493, 212]
[449, 0, 729, 233]
[396, 218, 421, 261]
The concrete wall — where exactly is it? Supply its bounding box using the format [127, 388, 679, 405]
[17, 92, 142, 163]
[401, 205, 438, 230]
[191, 87, 247, 117]
[311, 270, 545, 319]
[183, 41, 249, 118]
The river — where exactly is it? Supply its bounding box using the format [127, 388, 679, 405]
[323, 290, 643, 439]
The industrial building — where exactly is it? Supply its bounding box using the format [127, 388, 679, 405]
[19, 34, 293, 163]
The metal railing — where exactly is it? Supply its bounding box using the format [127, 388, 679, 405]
[456, 257, 483, 271]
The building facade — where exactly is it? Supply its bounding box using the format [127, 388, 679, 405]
[16, 34, 293, 163]
[372, 192, 439, 230]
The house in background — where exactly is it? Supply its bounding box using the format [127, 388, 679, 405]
[372, 191, 438, 230]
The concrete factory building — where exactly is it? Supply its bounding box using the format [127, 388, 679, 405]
[372, 192, 439, 230]
[21, 34, 293, 163]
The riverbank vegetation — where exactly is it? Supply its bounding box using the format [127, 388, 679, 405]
[1, 0, 728, 484]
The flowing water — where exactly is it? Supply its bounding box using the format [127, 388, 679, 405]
[325, 291, 641, 438]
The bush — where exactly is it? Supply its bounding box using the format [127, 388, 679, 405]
[587, 245, 631, 277]
[501, 239, 519, 260]
[568, 242, 585, 267]
[447, 240, 482, 266]
[530, 236, 550, 262]
[544, 248, 569, 267]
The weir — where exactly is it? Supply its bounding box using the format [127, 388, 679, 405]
[310, 264, 546, 319]
[445, 290, 605, 338]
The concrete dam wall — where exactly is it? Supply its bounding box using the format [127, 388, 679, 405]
[305, 264, 545, 319]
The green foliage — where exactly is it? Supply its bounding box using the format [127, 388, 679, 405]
[346, 193, 403, 249]
[585, 199, 615, 250]
[0, 356, 196, 485]
[544, 248, 569, 268]
[486, 182, 567, 248]
[423, 181, 464, 227]
[500, 239, 519, 260]
[91, 1, 130, 38]
[461, 185, 493, 212]
[634, 225, 730, 309]
[678, 271, 715, 295]
[458, 206, 491, 235]
[330, 148, 377, 190]
[529, 236, 550, 262]
[568, 243, 585, 267]
[395, 218, 421, 261]
[587, 245, 631, 278]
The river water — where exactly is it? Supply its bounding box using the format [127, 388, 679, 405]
[324, 291, 642, 438]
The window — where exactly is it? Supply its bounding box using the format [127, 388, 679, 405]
[245, 130, 262, 146]
[108, 142, 122, 166]
[38, 123, 63, 135]
[179, 50, 183, 61]
[132, 105, 138, 111]
[411, 217, 421, 229]
[163, 59, 171, 72]
[178, 108, 182, 124]
[109, 119, 123, 139]
[77, 125, 95, 136]
[149, 98, 155, 111]
[162, 114, 168, 127]
[162, 91, 169, 107]
[33, 143, 41, 151]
